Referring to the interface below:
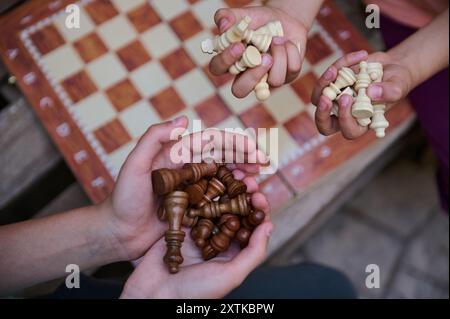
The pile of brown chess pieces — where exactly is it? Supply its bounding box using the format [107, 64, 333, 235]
[201, 16, 285, 102]
[323, 61, 390, 138]
[152, 162, 265, 274]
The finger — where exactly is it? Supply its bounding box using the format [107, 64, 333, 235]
[285, 41, 302, 83]
[337, 94, 368, 139]
[230, 169, 258, 193]
[251, 192, 270, 216]
[311, 66, 338, 105]
[333, 50, 368, 70]
[122, 116, 188, 174]
[214, 8, 239, 32]
[315, 95, 340, 135]
[367, 78, 405, 104]
[268, 37, 288, 87]
[232, 54, 273, 98]
[210, 42, 245, 75]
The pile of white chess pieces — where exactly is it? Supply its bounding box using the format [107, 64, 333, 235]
[201, 16, 284, 102]
[322, 61, 389, 138]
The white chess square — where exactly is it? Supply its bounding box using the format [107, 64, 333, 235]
[108, 141, 136, 178]
[214, 115, 245, 131]
[191, 0, 226, 29]
[97, 15, 137, 51]
[140, 23, 180, 58]
[184, 30, 214, 66]
[110, 0, 146, 12]
[174, 69, 215, 107]
[129, 61, 171, 98]
[73, 92, 117, 131]
[218, 82, 258, 115]
[41, 45, 84, 82]
[152, 0, 189, 21]
[53, 7, 94, 42]
[119, 100, 160, 139]
[86, 53, 127, 90]
[265, 86, 306, 123]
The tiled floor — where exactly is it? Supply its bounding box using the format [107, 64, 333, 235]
[272, 145, 449, 299]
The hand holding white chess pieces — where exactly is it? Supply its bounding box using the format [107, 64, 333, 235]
[322, 67, 357, 101]
[229, 45, 262, 75]
[367, 62, 389, 138]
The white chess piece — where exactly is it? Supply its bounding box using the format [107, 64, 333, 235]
[352, 61, 374, 119]
[229, 45, 261, 75]
[254, 74, 270, 101]
[367, 62, 389, 138]
[322, 67, 357, 101]
[255, 21, 284, 37]
[240, 20, 284, 53]
[330, 87, 356, 116]
[201, 16, 251, 54]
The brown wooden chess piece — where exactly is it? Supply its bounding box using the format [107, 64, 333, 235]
[216, 166, 247, 198]
[210, 214, 241, 252]
[152, 163, 218, 195]
[235, 210, 265, 248]
[190, 218, 217, 248]
[163, 191, 189, 274]
[158, 205, 198, 228]
[185, 179, 208, 205]
[188, 193, 251, 219]
[202, 242, 219, 260]
[197, 177, 226, 208]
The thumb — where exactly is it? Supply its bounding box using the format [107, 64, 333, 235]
[367, 81, 405, 104]
[214, 8, 240, 32]
[123, 116, 188, 174]
[225, 221, 273, 285]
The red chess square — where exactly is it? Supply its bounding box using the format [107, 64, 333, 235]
[85, 0, 118, 25]
[73, 33, 108, 63]
[160, 48, 195, 80]
[187, 0, 200, 4]
[170, 11, 203, 41]
[305, 33, 333, 65]
[195, 95, 231, 127]
[61, 71, 97, 103]
[240, 104, 277, 131]
[203, 65, 233, 88]
[105, 79, 141, 111]
[94, 119, 132, 154]
[284, 112, 318, 145]
[224, 0, 253, 7]
[127, 3, 161, 33]
[116, 40, 151, 72]
[291, 71, 318, 105]
[30, 24, 64, 55]
[150, 87, 186, 120]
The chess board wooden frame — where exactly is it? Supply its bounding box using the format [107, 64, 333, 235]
[0, 0, 413, 208]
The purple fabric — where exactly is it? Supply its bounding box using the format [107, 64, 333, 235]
[380, 15, 449, 212]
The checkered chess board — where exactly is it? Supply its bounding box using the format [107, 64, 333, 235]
[0, 0, 411, 209]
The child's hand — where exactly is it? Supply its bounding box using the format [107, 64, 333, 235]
[101, 116, 267, 261]
[121, 180, 272, 299]
[311, 51, 414, 139]
[209, 5, 308, 98]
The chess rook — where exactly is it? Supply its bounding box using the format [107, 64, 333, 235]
[210, 214, 241, 252]
[152, 163, 218, 195]
[163, 191, 189, 274]
[188, 193, 251, 219]
[255, 74, 270, 101]
[229, 45, 262, 75]
[201, 16, 251, 54]
[322, 67, 357, 100]
[216, 166, 247, 198]
[197, 177, 226, 208]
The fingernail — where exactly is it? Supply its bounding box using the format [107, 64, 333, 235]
[262, 54, 272, 67]
[324, 67, 335, 81]
[172, 115, 185, 125]
[340, 94, 351, 108]
[231, 42, 243, 57]
[368, 85, 383, 99]
[272, 36, 286, 45]
[318, 99, 329, 111]
[219, 18, 229, 32]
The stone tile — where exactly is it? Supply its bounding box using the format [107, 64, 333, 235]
[302, 212, 402, 298]
[403, 210, 449, 285]
[348, 160, 439, 237]
[387, 268, 449, 299]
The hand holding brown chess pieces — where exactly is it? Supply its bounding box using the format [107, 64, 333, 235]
[152, 162, 266, 274]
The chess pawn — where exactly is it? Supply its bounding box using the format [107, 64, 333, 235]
[235, 210, 265, 248]
[255, 74, 270, 101]
[354, 61, 372, 91]
[188, 193, 251, 219]
[163, 191, 189, 274]
[322, 67, 357, 101]
[367, 62, 383, 82]
[190, 218, 215, 248]
[210, 214, 241, 252]
[152, 162, 217, 195]
[352, 88, 373, 119]
[330, 87, 356, 116]
[216, 166, 247, 198]
[242, 30, 272, 53]
[197, 177, 226, 208]
[357, 117, 372, 127]
[158, 205, 198, 228]
[202, 242, 219, 260]
[255, 21, 284, 37]
[370, 104, 389, 138]
[229, 45, 262, 75]
[185, 179, 208, 205]
[201, 16, 251, 54]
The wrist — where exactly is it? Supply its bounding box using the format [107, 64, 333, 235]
[266, 0, 317, 31]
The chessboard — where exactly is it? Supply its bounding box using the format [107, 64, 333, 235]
[0, 0, 413, 210]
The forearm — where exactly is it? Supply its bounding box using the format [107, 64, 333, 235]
[0, 202, 124, 295]
[267, 0, 324, 30]
[389, 9, 449, 88]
